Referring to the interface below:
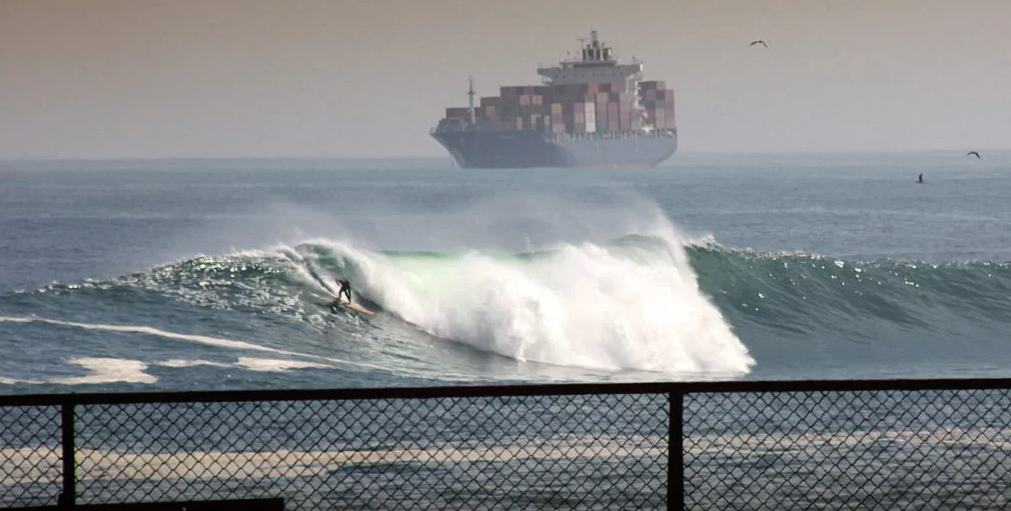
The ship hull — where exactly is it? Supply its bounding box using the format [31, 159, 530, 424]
[430, 129, 678, 169]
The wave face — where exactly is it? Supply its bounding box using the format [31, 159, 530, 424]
[691, 242, 1011, 331]
[687, 241, 1011, 378]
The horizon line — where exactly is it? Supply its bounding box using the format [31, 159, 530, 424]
[2, 148, 1008, 163]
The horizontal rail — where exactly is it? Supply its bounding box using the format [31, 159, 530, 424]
[4, 377, 1011, 407]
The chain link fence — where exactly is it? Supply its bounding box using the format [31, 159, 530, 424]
[683, 387, 1011, 510]
[3, 380, 1011, 510]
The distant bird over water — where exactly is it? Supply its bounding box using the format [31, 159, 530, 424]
[750, 39, 768, 48]
[966, 151, 981, 159]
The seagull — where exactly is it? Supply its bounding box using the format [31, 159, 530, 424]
[750, 39, 768, 48]
[965, 151, 981, 159]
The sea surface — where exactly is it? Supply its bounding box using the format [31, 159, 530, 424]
[2, 152, 1010, 394]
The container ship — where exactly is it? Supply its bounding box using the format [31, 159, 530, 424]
[430, 31, 678, 169]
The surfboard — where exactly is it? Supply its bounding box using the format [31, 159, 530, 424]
[333, 296, 374, 315]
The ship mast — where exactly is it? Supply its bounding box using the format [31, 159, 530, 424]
[467, 75, 476, 125]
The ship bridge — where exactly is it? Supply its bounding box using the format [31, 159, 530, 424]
[536, 30, 643, 91]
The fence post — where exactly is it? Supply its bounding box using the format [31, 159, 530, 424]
[59, 399, 75, 509]
[668, 391, 684, 511]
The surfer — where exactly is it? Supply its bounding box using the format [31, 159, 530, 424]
[335, 278, 352, 303]
[328, 277, 374, 315]
[917, 173, 924, 184]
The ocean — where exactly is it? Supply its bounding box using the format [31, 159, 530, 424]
[2, 152, 1010, 395]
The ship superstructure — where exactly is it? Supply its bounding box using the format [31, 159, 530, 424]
[431, 31, 677, 168]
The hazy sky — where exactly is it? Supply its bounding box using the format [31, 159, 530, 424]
[2, 0, 1009, 158]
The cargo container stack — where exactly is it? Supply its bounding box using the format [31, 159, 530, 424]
[638, 81, 676, 130]
[442, 75, 672, 134]
[446, 79, 664, 135]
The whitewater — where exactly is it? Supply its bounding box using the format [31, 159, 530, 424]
[2, 153, 1010, 393]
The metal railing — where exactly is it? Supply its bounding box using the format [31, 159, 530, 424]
[3, 378, 1011, 510]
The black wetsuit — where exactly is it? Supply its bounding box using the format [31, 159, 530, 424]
[336, 279, 352, 302]
[328, 279, 352, 312]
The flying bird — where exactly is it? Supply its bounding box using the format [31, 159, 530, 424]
[750, 39, 768, 48]
[966, 151, 981, 159]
